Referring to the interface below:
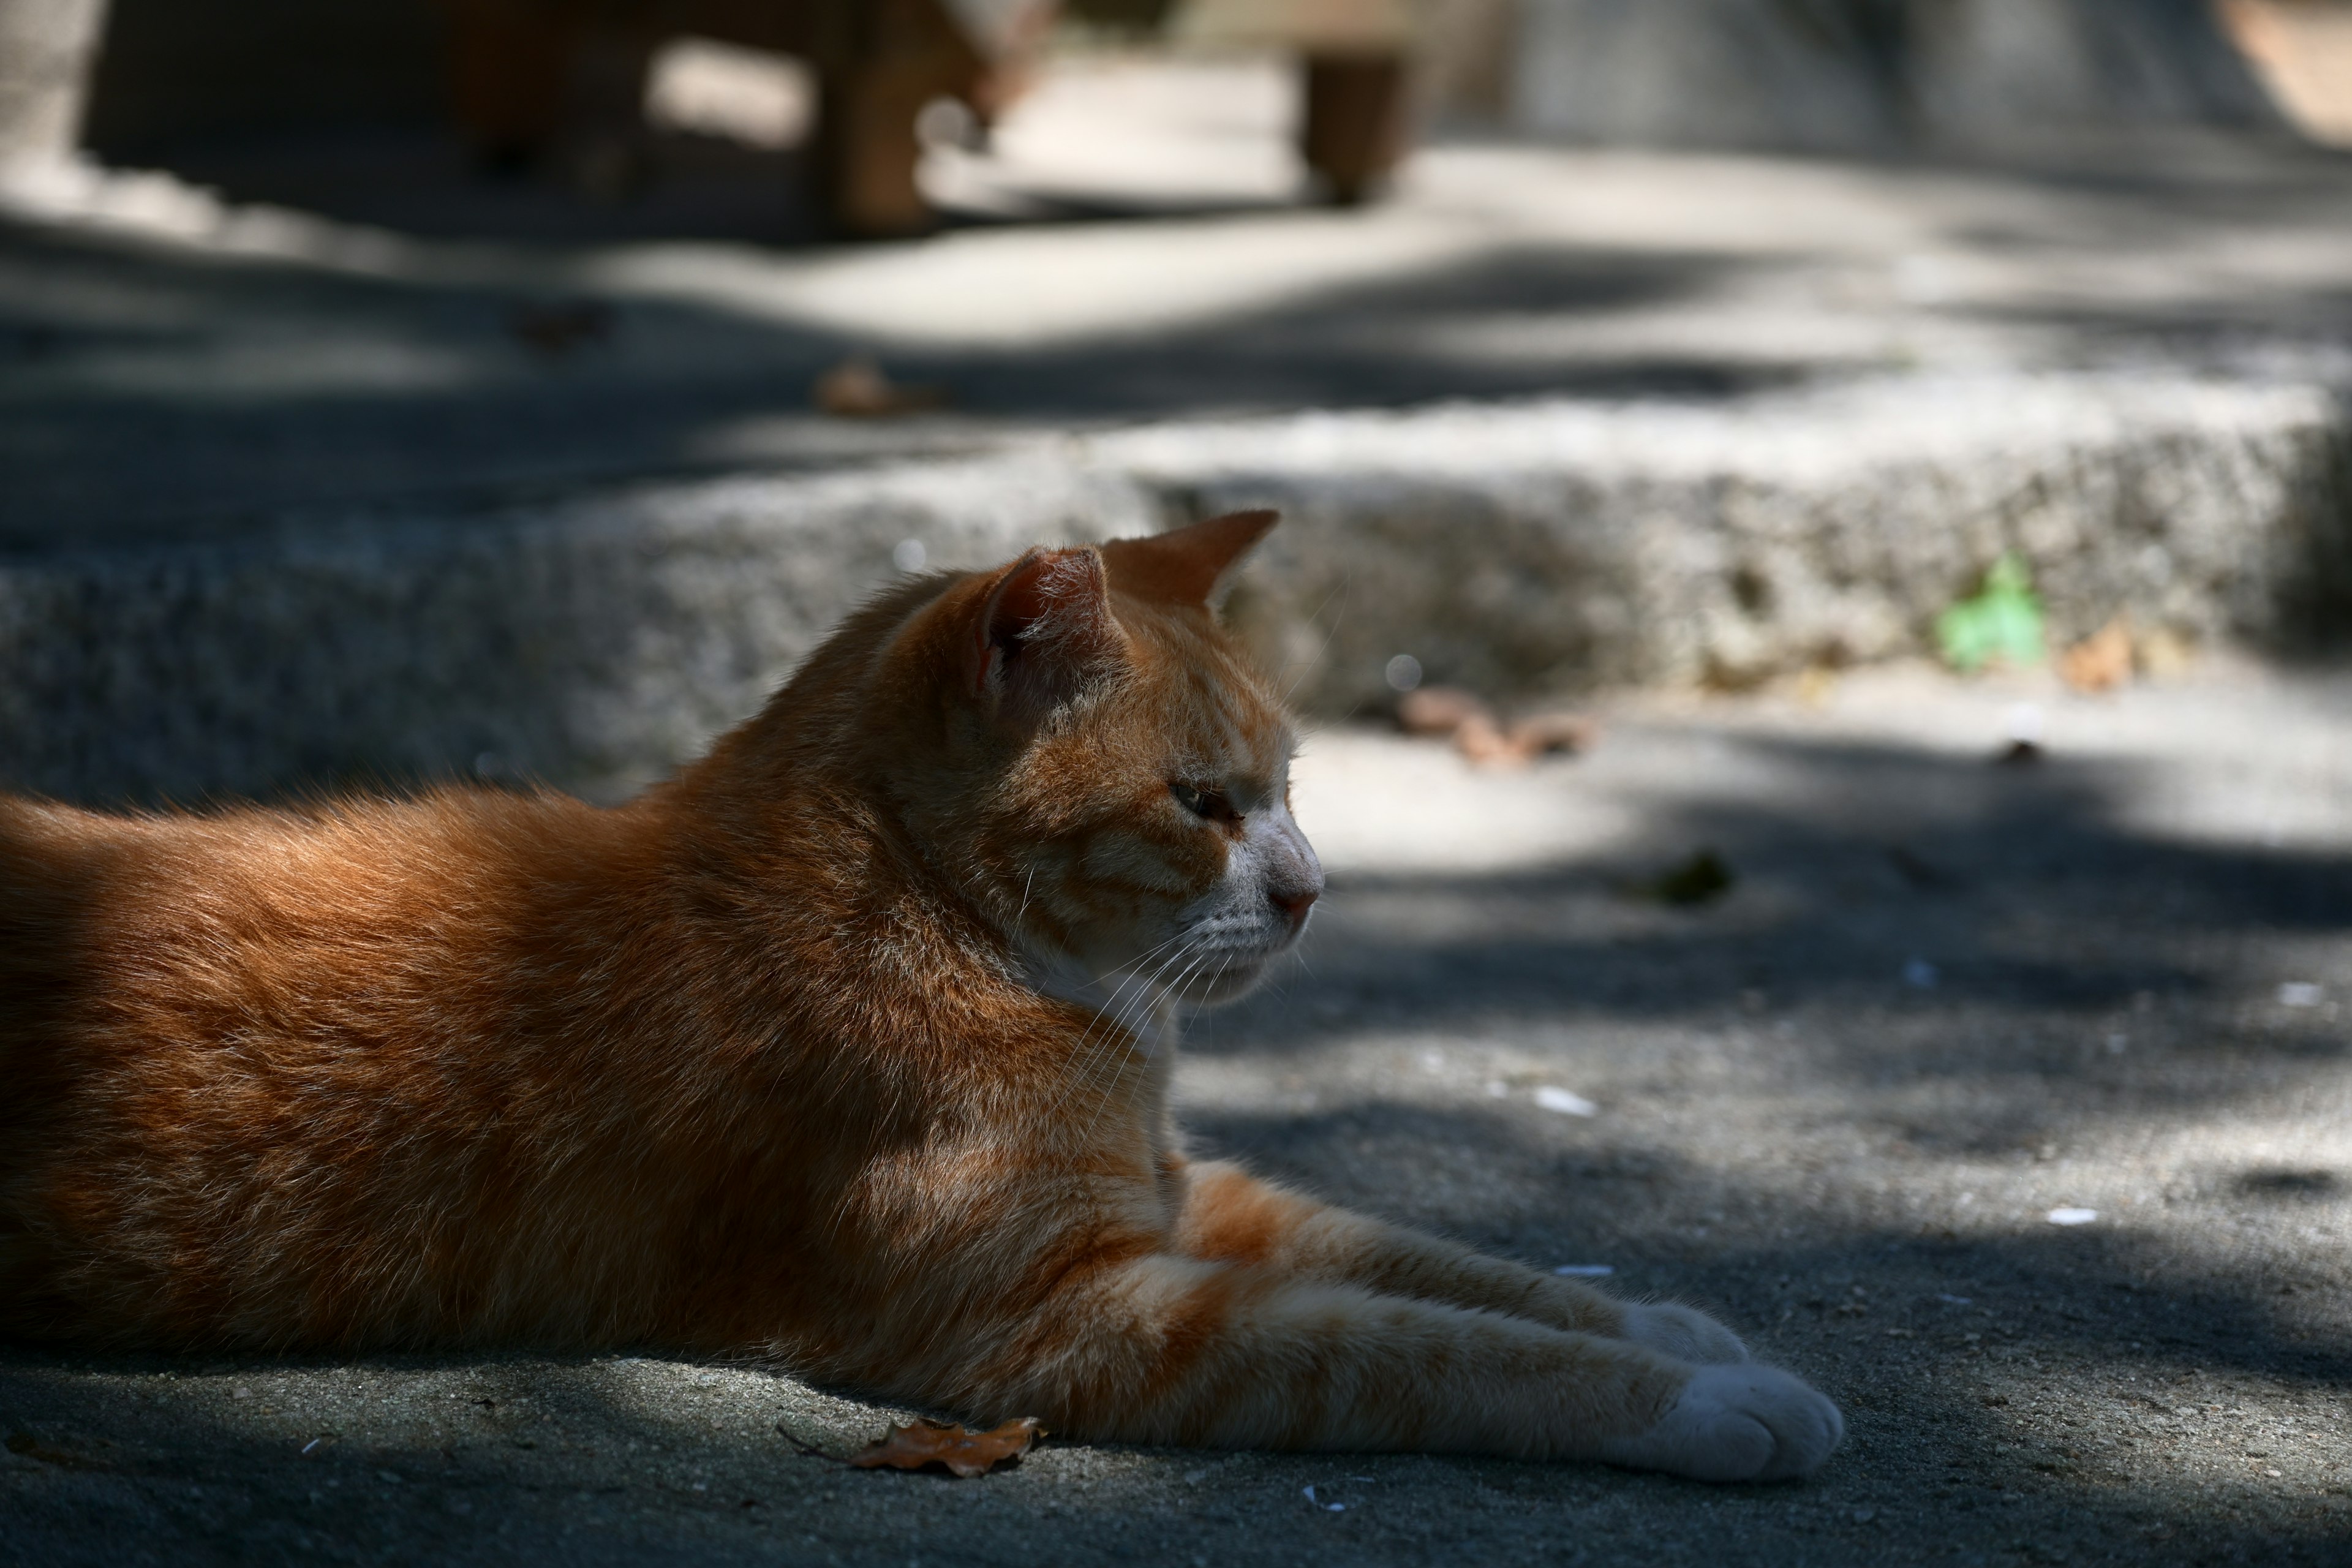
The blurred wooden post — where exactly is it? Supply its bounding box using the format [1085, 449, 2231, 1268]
[809, 61, 938, 236]
[0, 0, 111, 170]
[1302, 51, 1406, 203]
[802, 0, 990, 238]
[1178, 0, 1418, 203]
[441, 0, 575, 170]
[437, 0, 1423, 231]
[437, 0, 1018, 235]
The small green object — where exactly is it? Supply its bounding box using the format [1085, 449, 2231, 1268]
[1936, 553, 2046, 673]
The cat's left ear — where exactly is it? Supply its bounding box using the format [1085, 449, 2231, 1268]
[1099, 510, 1278, 608]
[971, 546, 1125, 725]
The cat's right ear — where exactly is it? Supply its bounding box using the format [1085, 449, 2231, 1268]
[971, 546, 1124, 725]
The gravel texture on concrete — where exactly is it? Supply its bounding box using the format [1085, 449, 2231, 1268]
[4, 659, 2348, 1566]
[4, 370, 2348, 805]
[1505, 0, 2285, 155]
[1106, 372, 2352, 706]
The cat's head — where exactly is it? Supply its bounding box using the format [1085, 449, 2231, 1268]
[866, 511, 1321, 1011]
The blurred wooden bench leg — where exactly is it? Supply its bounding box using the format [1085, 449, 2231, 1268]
[0, 0, 113, 168]
[432, 0, 1011, 232]
[810, 58, 940, 237]
[441, 0, 576, 172]
[1301, 51, 1408, 205]
[567, 26, 658, 198]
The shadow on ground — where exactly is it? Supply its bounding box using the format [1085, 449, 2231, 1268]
[6, 720, 2350, 1564]
[0, 217, 1773, 549]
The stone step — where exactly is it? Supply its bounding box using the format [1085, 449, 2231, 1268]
[4, 368, 2345, 805]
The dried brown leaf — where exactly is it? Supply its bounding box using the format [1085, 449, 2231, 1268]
[1399, 688, 1593, 768]
[2059, 618, 2133, 693]
[1506, 711, 1597, 758]
[814, 355, 948, 418]
[508, 300, 614, 358]
[1395, 685, 1490, 737]
[847, 1417, 1041, 1477]
[1451, 711, 1526, 767]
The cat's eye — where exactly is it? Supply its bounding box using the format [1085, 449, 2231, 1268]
[1169, 782, 1232, 821]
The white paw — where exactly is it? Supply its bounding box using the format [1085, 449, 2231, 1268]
[1619, 1302, 1749, 1364]
[1594, 1364, 1844, 1483]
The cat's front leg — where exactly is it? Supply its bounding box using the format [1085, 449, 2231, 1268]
[1616, 1301, 1750, 1364]
[1594, 1363, 1845, 1482]
[1175, 1159, 1750, 1363]
[959, 1250, 1841, 1479]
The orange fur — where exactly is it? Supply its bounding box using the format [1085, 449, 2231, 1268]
[0, 513, 1841, 1476]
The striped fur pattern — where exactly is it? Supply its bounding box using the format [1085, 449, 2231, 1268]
[0, 513, 1840, 1480]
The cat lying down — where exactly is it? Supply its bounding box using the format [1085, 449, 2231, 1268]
[0, 511, 1841, 1482]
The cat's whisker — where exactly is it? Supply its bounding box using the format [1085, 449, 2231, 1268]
[1073, 925, 1195, 1002]
[1073, 944, 1213, 1147]
[1109, 937, 1207, 1061]
[1059, 928, 1194, 1071]
[1155, 949, 1212, 1016]
[1045, 929, 1188, 1085]
[1207, 951, 1239, 1009]
[1048, 934, 1200, 1128]
[1278, 572, 1352, 704]
[1068, 930, 1213, 1142]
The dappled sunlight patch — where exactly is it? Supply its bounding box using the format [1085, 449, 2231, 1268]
[574, 1356, 902, 1459]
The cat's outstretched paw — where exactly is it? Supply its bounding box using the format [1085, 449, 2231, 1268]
[1594, 1364, 1843, 1483]
[1618, 1302, 1749, 1363]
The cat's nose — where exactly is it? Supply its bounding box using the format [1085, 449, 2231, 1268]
[1270, 885, 1320, 927]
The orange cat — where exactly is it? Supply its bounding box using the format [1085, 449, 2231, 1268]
[0, 512, 1839, 1481]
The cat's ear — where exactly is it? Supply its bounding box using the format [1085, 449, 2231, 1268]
[1099, 510, 1278, 608]
[971, 546, 1124, 723]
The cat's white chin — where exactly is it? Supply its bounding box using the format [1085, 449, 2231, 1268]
[1018, 942, 1278, 1016]
[1172, 957, 1273, 1008]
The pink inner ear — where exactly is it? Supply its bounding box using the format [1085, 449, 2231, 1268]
[989, 555, 1069, 649]
[973, 547, 1117, 703]
[1100, 510, 1278, 606]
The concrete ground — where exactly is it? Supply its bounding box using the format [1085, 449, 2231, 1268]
[5, 658, 2350, 1566]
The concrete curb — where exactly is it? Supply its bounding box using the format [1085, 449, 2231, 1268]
[1140, 373, 2352, 708]
[4, 370, 2346, 804]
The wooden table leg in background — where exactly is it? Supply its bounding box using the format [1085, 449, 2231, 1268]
[804, 0, 990, 238]
[1301, 51, 1407, 205]
[0, 0, 115, 168]
[442, 0, 576, 170]
[810, 56, 941, 238]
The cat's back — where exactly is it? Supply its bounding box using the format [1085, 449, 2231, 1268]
[0, 786, 701, 1344]
[0, 786, 641, 1080]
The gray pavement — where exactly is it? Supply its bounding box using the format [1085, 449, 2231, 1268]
[6, 660, 2351, 1566]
